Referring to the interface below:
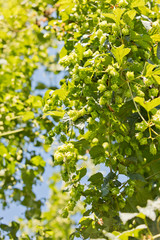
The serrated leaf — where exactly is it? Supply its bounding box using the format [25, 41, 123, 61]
[152, 67, 160, 75]
[112, 44, 130, 66]
[49, 85, 68, 100]
[104, 9, 125, 24]
[134, 96, 160, 112]
[130, 31, 151, 49]
[73, 139, 90, 155]
[143, 63, 160, 84]
[113, 8, 125, 23]
[146, 97, 160, 111]
[144, 63, 155, 77]
[125, 10, 136, 20]
[75, 43, 85, 60]
[103, 13, 116, 22]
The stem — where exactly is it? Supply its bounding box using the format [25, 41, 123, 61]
[144, 217, 153, 238]
[0, 128, 24, 137]
[69, 124, 73, 141]
[147, 112, 152, 139]
[151, 128, 159, 136]
[108, 115, 112, 172]
[119, 180, 128, 191]
[119, 25, 124, 45]
[145, 170, 160, 180]
[127, 81, 148, 124]
[153, 233, 160, 239]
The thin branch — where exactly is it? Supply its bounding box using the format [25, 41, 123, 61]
[127, 81, 148, 124]
[0, 128, 24, 137]
[153, 233, 160, 239]
[145, 170, 160, 180]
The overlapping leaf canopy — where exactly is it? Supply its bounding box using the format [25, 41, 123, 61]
[43, 0, 160, 239]
[0, 0, 73, 239]
[1, 0, 160, 239]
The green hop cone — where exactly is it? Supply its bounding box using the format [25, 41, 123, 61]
[150, 142, 157, 155]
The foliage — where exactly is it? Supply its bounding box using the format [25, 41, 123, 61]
[19, 173, 80, 240]
[42, 0, 160, 239]
[1, 0, 160, 239]
[0, 0, 73, 239]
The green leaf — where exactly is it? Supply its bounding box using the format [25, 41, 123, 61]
[44, 110, 65, 118]
[0, 143, 8, 156]
[143, 63, 160, 84]
[59, 46, 67, 58]
[118, 164, 127, 175]
[118, 225, 147, 240]
[131, 0, 145, 8]
[136, 212, 146, 220]
[125, 10, 136, 20]
[49, 85, 68, 100]
[75, 43, 85, 60]
[104, 8, 125, 24]
[19, 111, 34, 121]
[88, 172, 103, 185]
[78, 167, 87, 180]
[113, 8, 125, 23]
[151, 34, 160, 42]
[130, 31, 151, 49]
[103, 172, 116, 184]
[26, 96, 42, 108]
[144, 63, 156, 77]
[128, 173, 146, 182]
[134, 96, 160, 112]
[103, 13, 116, 22]
[90, 145, 105, 159]
[112, 44, 130, 66]
[30, 156, 46, 167]
[101, 186, 109, 197]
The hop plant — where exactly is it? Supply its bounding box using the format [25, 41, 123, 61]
[152, 110, 160, 129]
